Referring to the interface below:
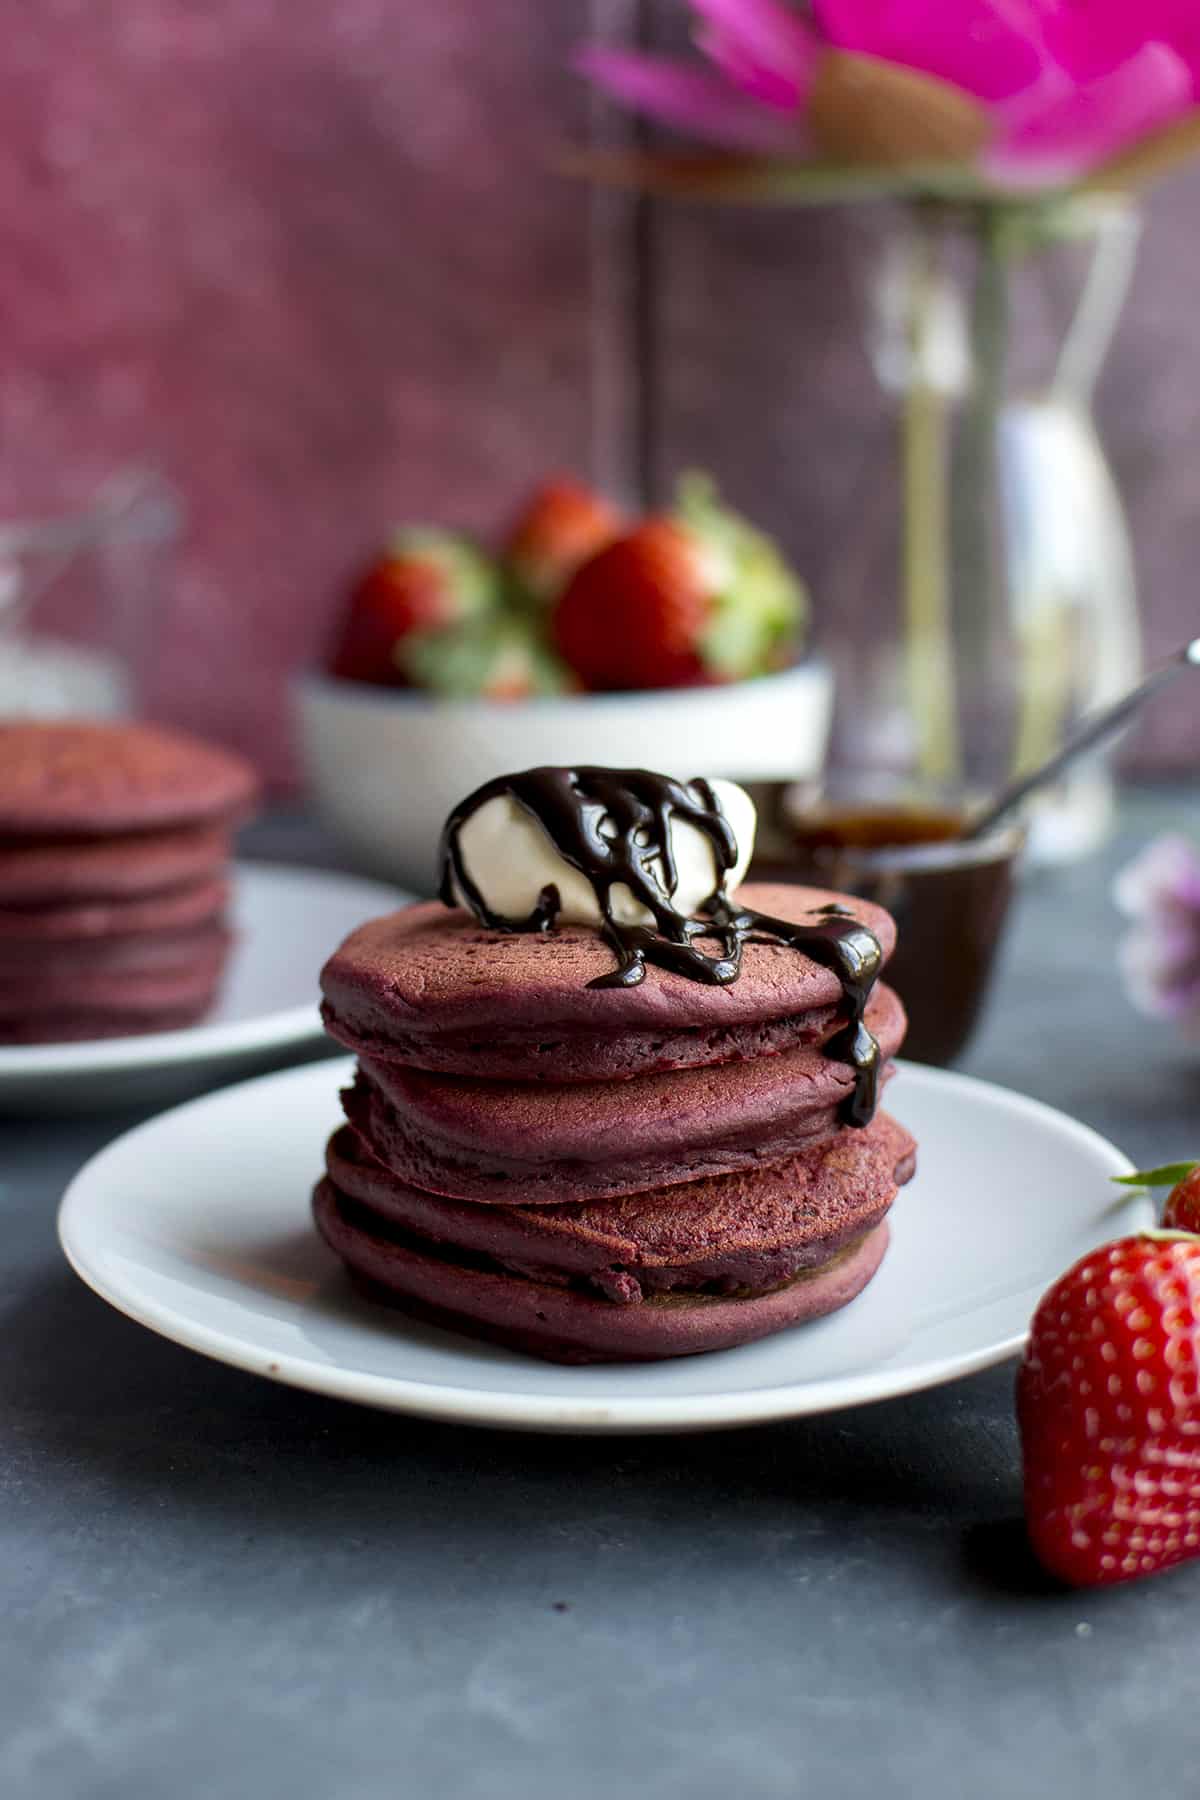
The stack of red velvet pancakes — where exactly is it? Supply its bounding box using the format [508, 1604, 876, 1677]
[0, 720, 256, 1043]
[315, 770, 915, 1364]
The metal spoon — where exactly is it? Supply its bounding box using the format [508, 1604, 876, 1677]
[962, 637, 1200, 842]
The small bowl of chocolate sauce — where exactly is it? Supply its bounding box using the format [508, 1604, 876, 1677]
[747, 782, 1024, 1066]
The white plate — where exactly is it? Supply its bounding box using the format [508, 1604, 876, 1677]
[58, 1058, 1149, 1433]
[0, 862, 406, 1112]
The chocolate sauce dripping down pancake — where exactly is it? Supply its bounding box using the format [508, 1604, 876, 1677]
[439, 767, 884, 1127]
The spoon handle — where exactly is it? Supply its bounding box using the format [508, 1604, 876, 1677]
[963, 639, 1200, 842]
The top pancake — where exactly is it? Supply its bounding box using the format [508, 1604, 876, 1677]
[0, 720, 258, 839]
[321, 880, 898, 1081]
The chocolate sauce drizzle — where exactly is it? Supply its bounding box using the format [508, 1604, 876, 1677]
[438, 768, 884, 1127]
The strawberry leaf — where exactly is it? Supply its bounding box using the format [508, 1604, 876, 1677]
[1113, 1161, 1200, 1189]
[676, 472, 808, 676]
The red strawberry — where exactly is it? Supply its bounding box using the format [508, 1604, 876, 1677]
[1018, 1232, 1200, 1587]
[329, 530, 499, 686]
[504, 478, 622, 605]
[329, 562, 439, 686]
[553, 517, 713, 690]
[1110, 1161, 1200, 1232]
[551, 475, 806, 692]
[1164, 1167, 1200, 1233]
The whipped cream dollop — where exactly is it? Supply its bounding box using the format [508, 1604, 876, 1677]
[450, 776, 756, 929]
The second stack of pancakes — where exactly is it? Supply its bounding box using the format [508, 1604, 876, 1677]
[0, 720, 256, 1042]
[316, 879, 914, 1363]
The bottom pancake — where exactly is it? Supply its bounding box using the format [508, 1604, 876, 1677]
[0, 1001, 220, 1043]
[314, 1181, 889, 1363]
[0, 925, 232, 1042]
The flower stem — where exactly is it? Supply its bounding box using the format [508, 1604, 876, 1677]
[951, 203, 1011, 781]
[901, 209, 959, 782]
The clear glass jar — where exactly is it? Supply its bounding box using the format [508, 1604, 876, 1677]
[0, 468, 183, 719]
[829, 196, 1142, 862]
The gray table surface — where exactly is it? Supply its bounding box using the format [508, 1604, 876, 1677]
[7, 792, 1200, 1800]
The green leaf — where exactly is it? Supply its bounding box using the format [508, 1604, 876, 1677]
[384, 529, 503, 618]
[1113, 1162, 1200, 1190]
[676, 473, 808, 676]
[401, 616, 571, 699]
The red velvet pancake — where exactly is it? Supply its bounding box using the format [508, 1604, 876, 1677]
[0, 922, 229, 976]
[0, 925, 230, 1016]
[0, 824, 232, 906]
[314, 1191, 893, 1364]
[0, 720, 254, 1045]
[1, 1002, 220, 1044]
[0, 956, 229, 1037]
[343, 984, 905, 1205]
[320, 881, 898, 1082]
[323, 1111, 915, 1302]
[0, 876, 229, 943]
[0, 890, 233, 1043]
[0, 720, 257, 838]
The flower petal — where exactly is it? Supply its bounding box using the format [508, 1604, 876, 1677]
[1114, 835, 1200, 919]
[1117, 907, 1200, 1022]
[574, 47, 803, 150]
[697, 22, 810, 109]
[697, 23, 806, 109]
[811, 0, 1054, 102]
[990, 40, 1197, 185]
[691, 0, 820, 104]
[1042, 1, 1200, 81]
[1118, 930, 1180, 1018]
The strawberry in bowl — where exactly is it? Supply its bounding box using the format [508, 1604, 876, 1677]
[553, 476, 806, 692]
[404, 616, 573, 701]
[329, 529, 501, 687]
[503, 477, 623, 608]
[299, 472, 831, 889]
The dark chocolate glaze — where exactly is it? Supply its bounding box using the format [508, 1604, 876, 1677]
[438, 768, 883, 1126]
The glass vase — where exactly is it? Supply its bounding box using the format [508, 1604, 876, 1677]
[0, 468, 183, 720]
[833, 196, 1142, 861]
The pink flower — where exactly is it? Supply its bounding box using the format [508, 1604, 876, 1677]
[576, 0, 1200, 191]
[1115, 835, 1200, 1035]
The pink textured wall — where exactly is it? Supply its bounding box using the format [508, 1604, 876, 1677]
[0, 2, 606, 785]
[2, 1, 1199, 783]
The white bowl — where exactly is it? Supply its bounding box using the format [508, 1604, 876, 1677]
[293, 661, 834, 892]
